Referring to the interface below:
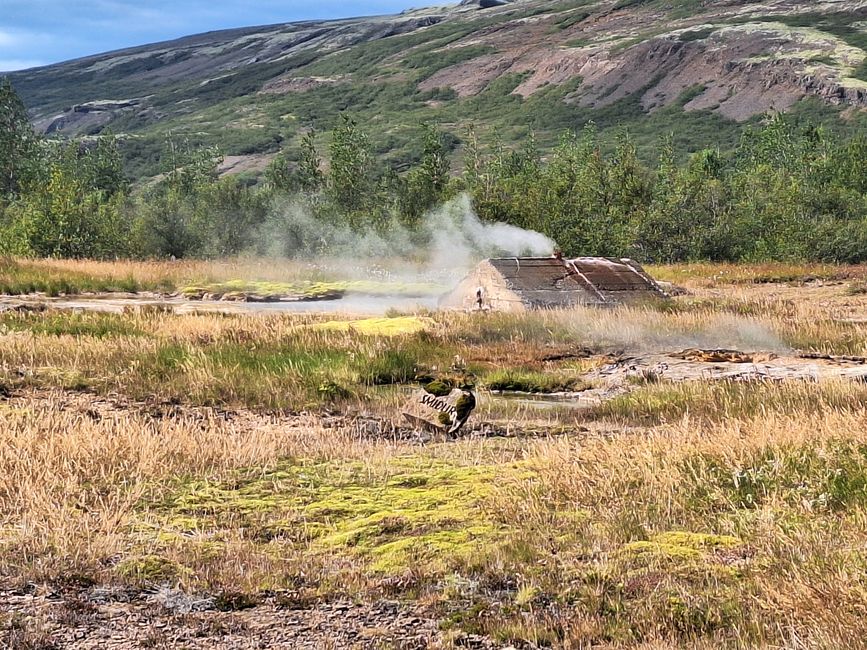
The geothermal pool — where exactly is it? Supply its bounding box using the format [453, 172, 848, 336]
[0, 293, 441, 316]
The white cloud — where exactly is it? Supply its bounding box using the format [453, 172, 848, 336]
[0, 27, 53, 52]
[0, 30, 22, 48]
[0, 59, 45, 72]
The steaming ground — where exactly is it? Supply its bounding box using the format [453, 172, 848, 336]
[562, 310, 789, 354]
[173, 193, 558, 314]
[265, 193, 556, 282]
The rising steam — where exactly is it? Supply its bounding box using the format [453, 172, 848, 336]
[425, 194, 555, 270]
[253, 193, 555, 313]
[265, 193, 555, 277]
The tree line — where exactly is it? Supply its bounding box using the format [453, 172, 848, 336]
[2, 77, 866, 262]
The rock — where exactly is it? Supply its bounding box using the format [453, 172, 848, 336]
[656, 280, 689, 296]
[147, 587, 215, 613]
[402, 387, 476, 436]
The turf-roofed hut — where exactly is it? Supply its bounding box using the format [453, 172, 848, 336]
[440, 257, 667, 312]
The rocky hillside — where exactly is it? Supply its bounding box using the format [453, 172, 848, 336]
[8, 0, 867, 177]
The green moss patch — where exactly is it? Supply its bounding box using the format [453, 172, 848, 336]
[424, 379, 453, 397]
[115, 554, 189, 584]
[146, 457, 513, 575]
[483, 369, 588, 393]
[622, 531, 741, 563]
[180, 279, 446, 301]
[310, 316, 433, 337]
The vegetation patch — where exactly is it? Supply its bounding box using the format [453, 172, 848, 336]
[647, 262, 867, 287]
[149, 457, 511, 576]
[590, 380, 867, 425]
[622, 531, 741, 563]
[115, 554, 189, 585]
[679, 27, 716, 42]
[309, 316, 434, 337]
[0, 310, 457, 409]
[0, 258, 143, 296]
[482, 368, 588, 393]
[180, 279, 446, 301]
[680, 443, 867, 512]
[0, 311, 145, 338]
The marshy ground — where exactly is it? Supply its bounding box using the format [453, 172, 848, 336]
[5, 259, 867, 648]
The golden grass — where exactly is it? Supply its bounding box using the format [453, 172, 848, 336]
[649, 261, 867, 288]
[589, 378, 867, 425]
[5, 387, 867, 646]
[0, 391, 381, 585]
[492, 407, 867, 645]
[0, 257, 332, 292]
[0, 256, 448, 296]
[4, 262, 867, 645]
[2, 295, 867, 415]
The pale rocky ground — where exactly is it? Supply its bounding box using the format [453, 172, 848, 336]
[2, 585, 496, 649]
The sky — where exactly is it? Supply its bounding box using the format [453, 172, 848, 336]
[0, 0, 421, 72]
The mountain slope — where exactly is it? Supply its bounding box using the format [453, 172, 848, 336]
[9, 0, 867, 178]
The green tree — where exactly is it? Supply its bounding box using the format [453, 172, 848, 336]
[81, 133, 128, 196]
[297, 130, 324, 192]
[265, 130, 323, 194]
[130, 138, 223, 258]
[190, 177, 271, 257]
[400, 124, 452, 225]
[539, 127, 600, 256]
[0, 78, 39, 198]
[327, 115, 376, 221]
[5, 142, 127, 258]
[130, 190, 198, 259]
[264, 152, 293, 192]
[597, 131, 648, 256]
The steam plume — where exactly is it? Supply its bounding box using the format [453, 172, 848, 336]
[266, 193, 555, 277]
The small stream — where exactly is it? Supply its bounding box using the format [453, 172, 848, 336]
[486, 390, 603, 410]
[382, 383, 599, 413]
[0, 293, 441, 315]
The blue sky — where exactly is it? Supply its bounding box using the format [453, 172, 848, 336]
[0, 1, 421, 72]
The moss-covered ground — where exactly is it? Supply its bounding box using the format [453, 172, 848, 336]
[180, 279, 447, 301]
[308, 316, 434, 336]
[141, 457, 510, 578]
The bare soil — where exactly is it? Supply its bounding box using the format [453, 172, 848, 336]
[591, 349, 867, 385]
[2, 583, 494, 650]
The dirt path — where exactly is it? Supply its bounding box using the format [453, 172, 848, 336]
[2, 585, 503, 649]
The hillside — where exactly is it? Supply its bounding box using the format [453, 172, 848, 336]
[8, 0, 867, 178]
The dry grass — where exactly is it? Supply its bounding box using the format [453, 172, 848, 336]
[5, 386, 867, 646]
[0, 391, 386, 589]
[589, 378, 867, 425]
[0, 311, 445, 409]
[0, 256, 447, 296]
[4, 261, 867, 646]
[649, 261, 867, 288]
[2, 297, 867, 412]
[0, 257, 334, 294]
[487, 407, 867, 646]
